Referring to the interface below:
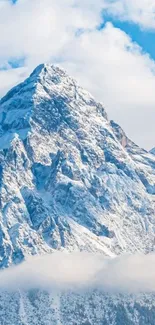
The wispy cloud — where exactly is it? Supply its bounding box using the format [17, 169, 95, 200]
[1, 252, 155, 294]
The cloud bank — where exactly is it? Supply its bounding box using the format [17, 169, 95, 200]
[105, 0, 155, 30]
[0, 0, 155, 149]
[1, 252, 155, 294]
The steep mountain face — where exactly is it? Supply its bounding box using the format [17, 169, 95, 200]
[0, 64, 155, 268]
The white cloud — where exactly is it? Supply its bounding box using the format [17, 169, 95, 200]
[0, 0, 155, 149]
[105, 0, 155, 30]
[1, 252, 155, 294]
[0, 67, 27, 98]
[61, 23, 155, 149]
[0, 0, 104, 65]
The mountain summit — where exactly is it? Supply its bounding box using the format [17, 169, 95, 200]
[0, 64, 155, 267]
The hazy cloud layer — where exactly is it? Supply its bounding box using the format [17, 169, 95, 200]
[1, 252, 155, 294]
[0, 0, 155, 149]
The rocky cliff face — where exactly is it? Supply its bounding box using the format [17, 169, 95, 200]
[0, 64, 155, 268]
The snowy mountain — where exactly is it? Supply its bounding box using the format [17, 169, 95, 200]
[0, 63, 155, 269]
[0, 64, 155, 324]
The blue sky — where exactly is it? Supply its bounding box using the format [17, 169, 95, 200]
[0, 0, 155, 149]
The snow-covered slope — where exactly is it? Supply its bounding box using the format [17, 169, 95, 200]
[1, 289, 155, 325]
[0, 64, 155, 268]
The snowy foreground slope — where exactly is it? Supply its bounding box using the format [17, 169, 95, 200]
[0, 64, 155, 324]
[1, 290, 155, 325]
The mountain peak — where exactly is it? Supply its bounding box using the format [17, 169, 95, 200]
[30, 63, 67, 80]
[0, 64, 68, 105]
[0, 63, 108, 150]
